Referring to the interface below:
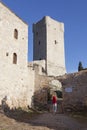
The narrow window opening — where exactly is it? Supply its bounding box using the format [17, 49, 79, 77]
[36, 32, 38, 35]
[38, 41, 40, 45]
[55, 40, 58, 44]
[13, 53, 17, 64]
[6, 52, 9, 56]
[14, 29, 18, 39]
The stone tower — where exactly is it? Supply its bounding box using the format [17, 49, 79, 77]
[33, 16, 66, 76]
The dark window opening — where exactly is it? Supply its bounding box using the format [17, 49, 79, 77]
[54, 40, 58, 44]
[38, 41, 40, 45]
[14, 29, 18, 39]
[13, 53, 17, 64]
[6, 52, 9, 56]
[36, 32, 38, 35]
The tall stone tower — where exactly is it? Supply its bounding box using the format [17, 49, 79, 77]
[33, 16, 66, 76]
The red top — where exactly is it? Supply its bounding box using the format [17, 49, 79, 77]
[52, 96, 57, 104]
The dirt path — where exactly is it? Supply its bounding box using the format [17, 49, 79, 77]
[0, 110, 87, 130]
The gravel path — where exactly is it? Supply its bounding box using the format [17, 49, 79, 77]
[30, 112, 87, 130]
[0, 110, 87, 130]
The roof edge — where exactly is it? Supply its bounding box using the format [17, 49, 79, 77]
[0, 1, 28, 26]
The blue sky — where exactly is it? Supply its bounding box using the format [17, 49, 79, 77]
[2, 0, 87, 73]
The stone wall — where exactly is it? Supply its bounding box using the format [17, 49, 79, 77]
[57, 70, 87, 111]
[33, 73, 62, 107]
[0, 61, 35, 109]
[28, 60, 46, 75]
[46, 16, 66, 76]
[0, 2, 35, 109]
[33, 74, 53, 106]
[1, 2, 87, 112]
[0, 2, 28, 67]
[34, 70, 87, 111]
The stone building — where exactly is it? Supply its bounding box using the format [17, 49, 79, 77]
[0, 2, 35, 108]
[0, 2, 87, 111]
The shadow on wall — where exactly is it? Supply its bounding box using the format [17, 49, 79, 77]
[33, 88, 49, 111]
[1, 96, 9, 112]
[0, 92, 49, 114]
[0, 96, 39, 123]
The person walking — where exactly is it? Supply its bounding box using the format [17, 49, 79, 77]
[52, 93, 57, 114]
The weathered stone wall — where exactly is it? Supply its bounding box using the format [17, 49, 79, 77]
[0, 2, 28, 67]
[34, 70, 87, 111]
[33, 74, 53, 105]
[57, 70, 87, 111]
[27, 67, 35, 107]
[46, 16, 66, 76]
[33, 17, 46, 61]
[28, 60, 46, 75]
[0, 2, 35, 109]
[1, 2, 87, 112]
[33, 73, 63, 106]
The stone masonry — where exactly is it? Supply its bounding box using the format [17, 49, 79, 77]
[0, 2, 35, 109]
[33, 70, 87, 111]
[0, 2, 87, 112]
[33, 16, 66, 76]
[57, 70, 87, 111]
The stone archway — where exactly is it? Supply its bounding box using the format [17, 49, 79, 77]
[49, 79, 62, 98]
[48, 79, 63, 113]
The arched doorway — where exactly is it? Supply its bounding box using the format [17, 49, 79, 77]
[48, 79, 63, 113]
